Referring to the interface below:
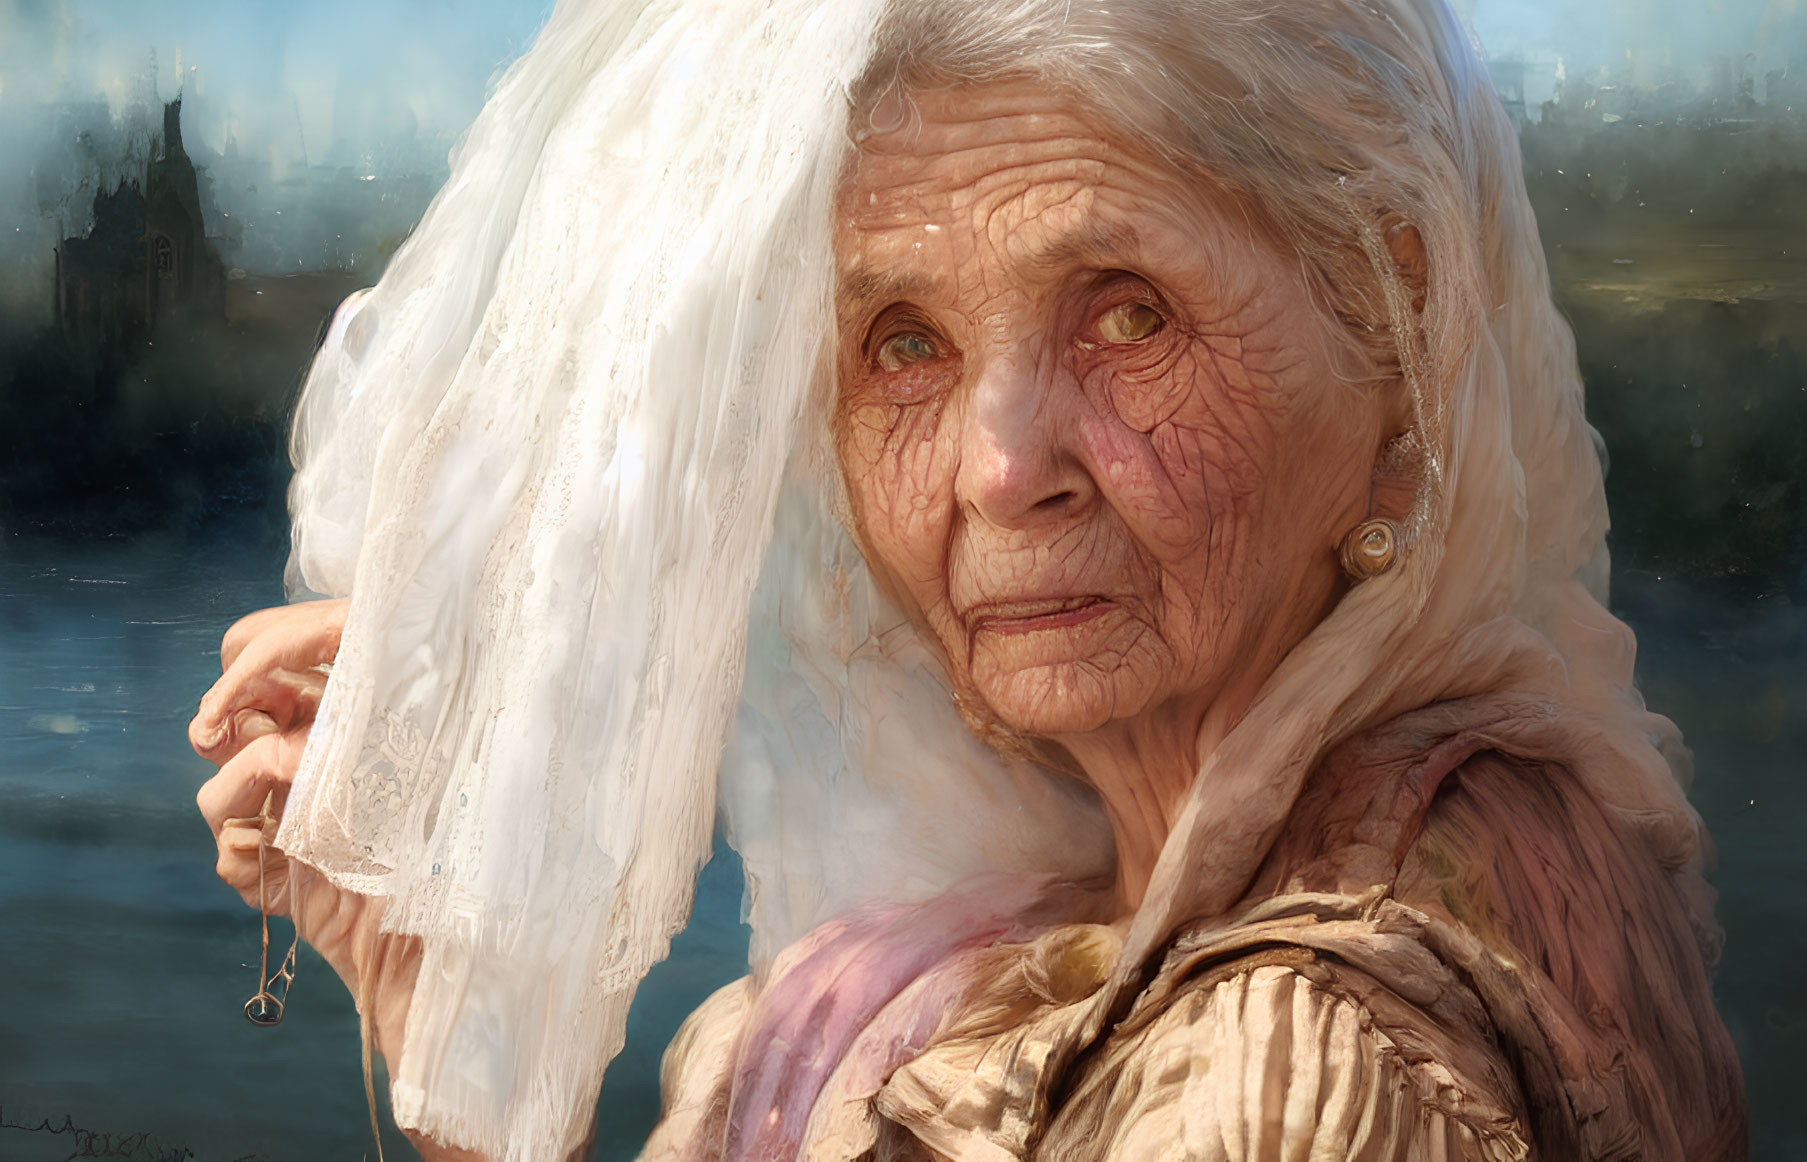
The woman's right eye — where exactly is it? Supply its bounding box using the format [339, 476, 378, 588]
[1095, 301, 1165, 344]
[876, 331, 940, 372]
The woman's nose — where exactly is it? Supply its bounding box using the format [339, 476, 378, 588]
[954, 352, 1096, 530]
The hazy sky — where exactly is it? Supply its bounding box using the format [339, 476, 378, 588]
[0, 0, 1795, 319]
[0, 0, 1796, 164]
[1461, 0, 1802, 76]
[0, 0, 554, 161]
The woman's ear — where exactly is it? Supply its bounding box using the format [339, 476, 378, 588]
[1372, 218, 1426, 516]
[1368, 430, 1421, 525]
[1384, 219, 1429, 315]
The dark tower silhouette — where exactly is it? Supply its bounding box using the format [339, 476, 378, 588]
[53, 97, 226, 349]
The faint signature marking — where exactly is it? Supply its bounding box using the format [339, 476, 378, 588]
[0, 1107, 207, 1162]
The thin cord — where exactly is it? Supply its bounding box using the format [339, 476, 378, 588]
[239, 790, 298, 1026]
[358, 925, 388, 1162]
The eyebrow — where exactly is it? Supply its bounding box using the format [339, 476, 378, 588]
[835, 218, 1151, 321]
[1019, 218, 1148, 275]
[835, 268, 946, 322]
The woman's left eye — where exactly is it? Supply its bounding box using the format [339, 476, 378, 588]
[1095, 301, 1164, 344]
[877, 331, 940, 372]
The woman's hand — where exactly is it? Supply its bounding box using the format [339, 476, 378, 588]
[192, 601, 518, 1161]
[190, 599, 419, 1061]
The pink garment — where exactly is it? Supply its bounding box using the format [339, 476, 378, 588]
[722, 876, 1106, 1160]
[654, 692, 1745, 1161]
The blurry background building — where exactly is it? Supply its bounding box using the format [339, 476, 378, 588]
[54, 98, 226, 351]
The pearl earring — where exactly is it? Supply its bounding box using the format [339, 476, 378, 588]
[1339, 518, 1401, 582]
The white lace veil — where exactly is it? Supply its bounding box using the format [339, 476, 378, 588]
[280, 1, 1108, 1155]
[278, 1, 1707, 1157]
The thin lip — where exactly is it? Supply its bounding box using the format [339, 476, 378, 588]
[963, 594, 1112, 633]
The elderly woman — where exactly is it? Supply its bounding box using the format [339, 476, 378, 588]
[191, 0, 1745, 1158]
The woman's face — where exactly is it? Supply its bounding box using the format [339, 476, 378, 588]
[832, 81, 1395, 741]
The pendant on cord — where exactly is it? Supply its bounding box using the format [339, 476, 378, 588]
[226, 789, 300, 1027]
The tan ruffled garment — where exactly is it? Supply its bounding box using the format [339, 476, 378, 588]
[642, 696, 1745, 1161]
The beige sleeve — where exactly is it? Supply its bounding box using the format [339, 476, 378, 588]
[1045, 964, 1530, 1162]
[637, 976, 756, 1162]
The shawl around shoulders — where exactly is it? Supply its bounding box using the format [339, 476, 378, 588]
[644, 693, 1745, 1161]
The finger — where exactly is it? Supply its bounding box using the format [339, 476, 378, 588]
[221, 820, 266, 851]
[219, 599, 347, 671]
[219, 604, 293, 670]
[189, 674, 314, 765]
[196, 731, 303, 836]
[216, 820, 278, 906]
[192, 608, 343, 760]
[217, 842, 292, 914]
[202, 613, 340, 740]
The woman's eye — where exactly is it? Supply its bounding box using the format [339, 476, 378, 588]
[1096, 301, 1164, 344]
[876, 331, 939, 372]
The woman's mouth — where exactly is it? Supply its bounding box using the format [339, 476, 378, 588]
[967, 596, 1112, 635]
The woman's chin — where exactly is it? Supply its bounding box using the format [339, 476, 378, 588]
[969, 660, 1151, 739]
[962, 610, 1167, 738]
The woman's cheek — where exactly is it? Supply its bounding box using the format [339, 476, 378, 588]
[1099, 346, 1203, 434]
[1102, 426, 1217, 559]
[838, 385, 939, 474]
[1087, 356, 1234, 550]
[1091, 420, 1280, 601]
[843, 399, 958, 586]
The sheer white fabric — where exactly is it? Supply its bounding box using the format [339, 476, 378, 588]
[726, 482, 1115, 972]
[281, 2, 1111, 1156]
[279, 2, 897, 1156]
[277, 0, 1709, 1158]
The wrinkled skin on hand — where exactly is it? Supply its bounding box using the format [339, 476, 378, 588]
[189, 601, 421, 1083]
[832, 82, 1407, 903]
[194, 606, 535, 1161]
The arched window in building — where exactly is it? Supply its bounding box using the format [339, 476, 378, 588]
[152, 233, 176, 279]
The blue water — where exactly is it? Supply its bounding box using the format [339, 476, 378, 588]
[0, 523, 1799, 1159]
[0, 519, 750, 1162]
